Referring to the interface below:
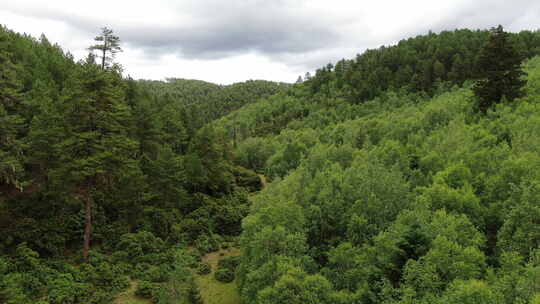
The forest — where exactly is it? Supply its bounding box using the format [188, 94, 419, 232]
[1, 23, 540, 304]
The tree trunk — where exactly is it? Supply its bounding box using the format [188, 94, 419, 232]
[233, 126, 237, 148]
[101, 48, 106, 70]
[83, 195, 92, 263]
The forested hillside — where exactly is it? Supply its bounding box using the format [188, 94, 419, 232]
[210, 28, 540, 304]
[309, 28, 540, 102]
[0, 25, 268, 303]
[137, 78, 287, 132]
[2, 23, 540, 304]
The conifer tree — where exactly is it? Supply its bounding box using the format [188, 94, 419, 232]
[28, 60, 140, 262]
[88, 27, 122, 70]
[473, 25, 527, 113]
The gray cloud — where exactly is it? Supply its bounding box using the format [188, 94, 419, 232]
[361, 0, 540, 52]
[120, 21, 341, 59]
[1, 0, 539, 83]
[2, 1, 356, 61]
[432, 0, 540, 33]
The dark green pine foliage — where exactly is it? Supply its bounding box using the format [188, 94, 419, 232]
[88, 27, 123, 70]
[302, 28, 540, 104]
[0, 25, 267, 303]
[473, 25, 527, 113]
[0, 31, 25, 189]
[4, 23, 540, 304]
[137, 78, 287, 133]
[28, 56, 141, 262]
[187, 125, 234, 195]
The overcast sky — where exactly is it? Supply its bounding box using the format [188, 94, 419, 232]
[1, 0, 539, 84]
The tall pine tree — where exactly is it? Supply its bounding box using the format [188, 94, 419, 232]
[88, 27, 123, 70]
[28, 59, 141, 262]
[473, 25, 527, 113]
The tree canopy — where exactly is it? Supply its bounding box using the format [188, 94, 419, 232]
[473, 25, 527, 113]
[2, 24, 540, 304]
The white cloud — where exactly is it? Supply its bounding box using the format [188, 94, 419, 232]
[123, 51, 296, 85]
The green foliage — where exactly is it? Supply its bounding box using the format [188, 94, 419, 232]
[214, 268, 235, 283]
[214, 256, 240, 283]
[498, 182, 540, 258]
[0, 23, 269, 304]
[437, 280, 503, 304]
[234, 137, 276, 172]
[197, 263, 211, 275]
[0, 31, 25, 189]
[473, 25, 527, 113]
[194, 234, 222, 254]
[3, 22, 540, 304]
[137, 78, 287, 132]
[305, 28, 540, 103]
[402, 235, 487, 297]
[114, 231, 166, 263]
[490, 250, 540, 304]
[230, 38, 540, 302]
[187, 278, 204, 304]
[88, 27, 122, 70]
[135, 281, 161, 299]
[257, 266, 335, 304]
[218, 256, 240, 272]
[0, 243, 133, 303]
[232, 166, 262, 192]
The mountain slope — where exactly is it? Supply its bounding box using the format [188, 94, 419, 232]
[2, 23, 540, 304]
[0, 25, 263, 304]
[233, 55, 540, 303]
[137, 78, 288, 132]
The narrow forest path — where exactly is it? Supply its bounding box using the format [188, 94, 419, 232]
[194, 173, 267, 303]
[195, 247, 242, 304]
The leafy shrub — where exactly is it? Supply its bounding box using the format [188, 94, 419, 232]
[139, 265, 168, 283]
[115, 231, 165, 264]
[217, 256, 240, 271]
[88, 290, 116, 304]
[185, 249, 202, 267]
[135, 281, 161, 299]
[194, 234, 221, 254]
[209, 195, 250, 236]
[214, 267, 235, 283]
[46, 274, 90, 303]
[132, 262, 152, 279]
[92, 262, 130, 293]
[197, 262, 211, 275]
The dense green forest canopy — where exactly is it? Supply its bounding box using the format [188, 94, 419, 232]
[0, 25, 264, 303]
[217, 26, 540, 304]
[1, 24, 540, 304]
[136, 78, 288, 132]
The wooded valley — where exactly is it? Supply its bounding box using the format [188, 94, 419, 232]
[1, 24, 540, 303]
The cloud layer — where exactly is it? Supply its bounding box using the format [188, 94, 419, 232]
[1, 0, 539, 83]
